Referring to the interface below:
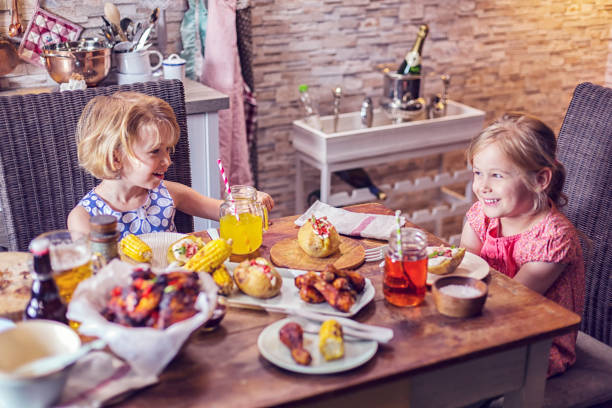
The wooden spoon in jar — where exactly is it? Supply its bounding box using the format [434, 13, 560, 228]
[104, 3, 127, 42]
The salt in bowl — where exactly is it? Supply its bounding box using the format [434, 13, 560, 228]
[432, 276, 488, 318]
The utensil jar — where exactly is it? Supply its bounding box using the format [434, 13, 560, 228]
[219, 186, 268, 255]
[382, 228, 427, 307]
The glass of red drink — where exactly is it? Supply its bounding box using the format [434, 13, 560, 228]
[383, 228, 427, 307]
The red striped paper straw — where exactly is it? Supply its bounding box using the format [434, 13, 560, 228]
[217, 159, 239, 220]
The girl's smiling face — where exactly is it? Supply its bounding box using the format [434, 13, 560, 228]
[118, 125, 173, 189]
[472, 142, 536, 222]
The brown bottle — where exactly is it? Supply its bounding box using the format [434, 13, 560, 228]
[24, 237, 68, 323]
[89, 214, 119, 264]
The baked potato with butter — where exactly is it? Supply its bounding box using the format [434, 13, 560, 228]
[297, 215, 341, 258]
[427, 246, 466, 275]
[233, 257, 282, 299]
[167, 235, 205, 266]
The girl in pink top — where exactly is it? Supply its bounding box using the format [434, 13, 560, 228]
[461, 113, 585, 377]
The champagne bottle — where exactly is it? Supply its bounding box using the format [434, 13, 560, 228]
[397, 24, 429, 75]
[335, 169, 387, 200]
[24, 237, 68, 324]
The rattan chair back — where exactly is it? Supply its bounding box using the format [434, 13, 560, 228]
[557, 82, 612, 346]
[0, 80, 193, 251]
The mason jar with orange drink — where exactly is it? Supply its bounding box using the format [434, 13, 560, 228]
[219, 185, 267, 255]
[382, 227, 428, 307]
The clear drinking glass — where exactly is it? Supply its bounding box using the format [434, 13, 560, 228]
[36, 230, 104, 304]
[219, 185, 267, 255]
[382, 227, 428, 307]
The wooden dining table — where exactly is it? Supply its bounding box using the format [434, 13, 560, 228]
[114, 203, 579, 408]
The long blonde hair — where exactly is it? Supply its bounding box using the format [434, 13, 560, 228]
[466, 112, 567, 211]
[76, 92, 180, 179]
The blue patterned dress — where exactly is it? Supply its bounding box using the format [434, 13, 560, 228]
[78, 181, 177, 239]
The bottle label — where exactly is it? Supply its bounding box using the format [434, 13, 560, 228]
[405, 51, 420, 68]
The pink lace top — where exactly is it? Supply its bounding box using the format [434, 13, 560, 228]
[466, 201, 585, 377]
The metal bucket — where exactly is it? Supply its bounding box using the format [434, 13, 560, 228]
[42, 38, 112, 87]
[377, 63, 426, 122]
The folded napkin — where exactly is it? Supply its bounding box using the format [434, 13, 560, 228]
[294, 201, 405, 241]
[56, 351, 157, 408]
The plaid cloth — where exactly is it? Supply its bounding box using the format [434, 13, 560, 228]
[18, 4, 83, 67]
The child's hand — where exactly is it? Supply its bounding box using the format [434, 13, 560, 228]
[257, 191, 275, 212]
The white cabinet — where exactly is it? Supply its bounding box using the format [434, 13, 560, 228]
[183, 79, 229, 231]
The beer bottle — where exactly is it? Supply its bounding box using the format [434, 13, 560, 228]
[24, 237, 68, 323]
[397, 24, 429, 75]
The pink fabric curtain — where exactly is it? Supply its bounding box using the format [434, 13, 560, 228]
[201, 0, 253, 186]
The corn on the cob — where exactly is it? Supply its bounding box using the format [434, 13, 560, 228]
[212, 265, 235, 295]
[120, 234, 152, 263]
[184, 238, 233, 273]
[319, 319, 344, 361]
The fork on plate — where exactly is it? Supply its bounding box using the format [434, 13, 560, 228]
[364, 245, 388, 262]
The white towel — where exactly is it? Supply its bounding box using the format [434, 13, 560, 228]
[295, 201, 405, 241]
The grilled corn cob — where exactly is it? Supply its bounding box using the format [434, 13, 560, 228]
[319, 319, 344, 361]
[120, 234, 152, 263]
[212, 265, 235, 295]
[184, 238, 233, 273]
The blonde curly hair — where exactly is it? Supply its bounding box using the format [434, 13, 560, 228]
[466, 112, 567, 212]
[76, 91, 180, 179]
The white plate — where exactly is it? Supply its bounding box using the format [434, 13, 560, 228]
[426, 248, 490, 285]
[136, 232, 375, 317]
[257, 317, 377, 374]
[226, 262, 375, 317]
[136, 232, 187, 269]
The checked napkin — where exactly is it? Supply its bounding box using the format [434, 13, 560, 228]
[295, 201, 406, 241]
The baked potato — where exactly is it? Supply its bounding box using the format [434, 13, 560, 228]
[427, 246, 466, 275]
[297, 215, 341, 258]
[233, 257, 282, 299]
[167, 235, 205, 266]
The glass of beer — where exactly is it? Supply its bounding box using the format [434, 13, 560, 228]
[382, 227, 428, 307]
[36, 230, 103, 304]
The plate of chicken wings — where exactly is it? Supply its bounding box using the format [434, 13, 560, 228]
[225, 263, 375, 317]
[257, 317, 378, 374]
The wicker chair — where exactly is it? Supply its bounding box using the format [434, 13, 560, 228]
[543, 82, 612, 407]
[0, 79, 193, 252]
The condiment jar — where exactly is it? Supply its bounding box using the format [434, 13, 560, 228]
[219, 185, 267, 255]
[89, 214, 120, 264]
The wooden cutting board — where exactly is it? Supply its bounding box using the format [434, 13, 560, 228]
[270, 236, 365, 271]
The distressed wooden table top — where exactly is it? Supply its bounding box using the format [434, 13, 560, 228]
[118, 203, 581, 408]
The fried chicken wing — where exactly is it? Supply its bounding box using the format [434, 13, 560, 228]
[279, 322, 312, 365]
[299, 284, 326, 303]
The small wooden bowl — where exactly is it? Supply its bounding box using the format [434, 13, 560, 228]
[432, 276, 488, 318]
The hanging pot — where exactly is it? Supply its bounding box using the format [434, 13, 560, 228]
[0, 36, 20, 77]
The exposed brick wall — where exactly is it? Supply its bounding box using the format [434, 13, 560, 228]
[251, 0, 612, 239]
[1, 0, 611, 239]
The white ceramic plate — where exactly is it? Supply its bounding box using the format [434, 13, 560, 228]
[226, 262, 375, 317]
[136, 232, 188, 269]
[257, 317, 377, 374]
[426, 248, 490, 285]
[136, 232, 375, 317]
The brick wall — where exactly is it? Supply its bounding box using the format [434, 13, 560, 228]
[1, 0, 611, 239]
[251, 0, 612, 238]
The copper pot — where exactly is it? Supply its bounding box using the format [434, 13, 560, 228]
[42, 38, 112, 87]
[0, 36, 20, 76]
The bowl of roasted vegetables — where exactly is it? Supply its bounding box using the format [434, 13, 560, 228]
[67, 260, 218, 375]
